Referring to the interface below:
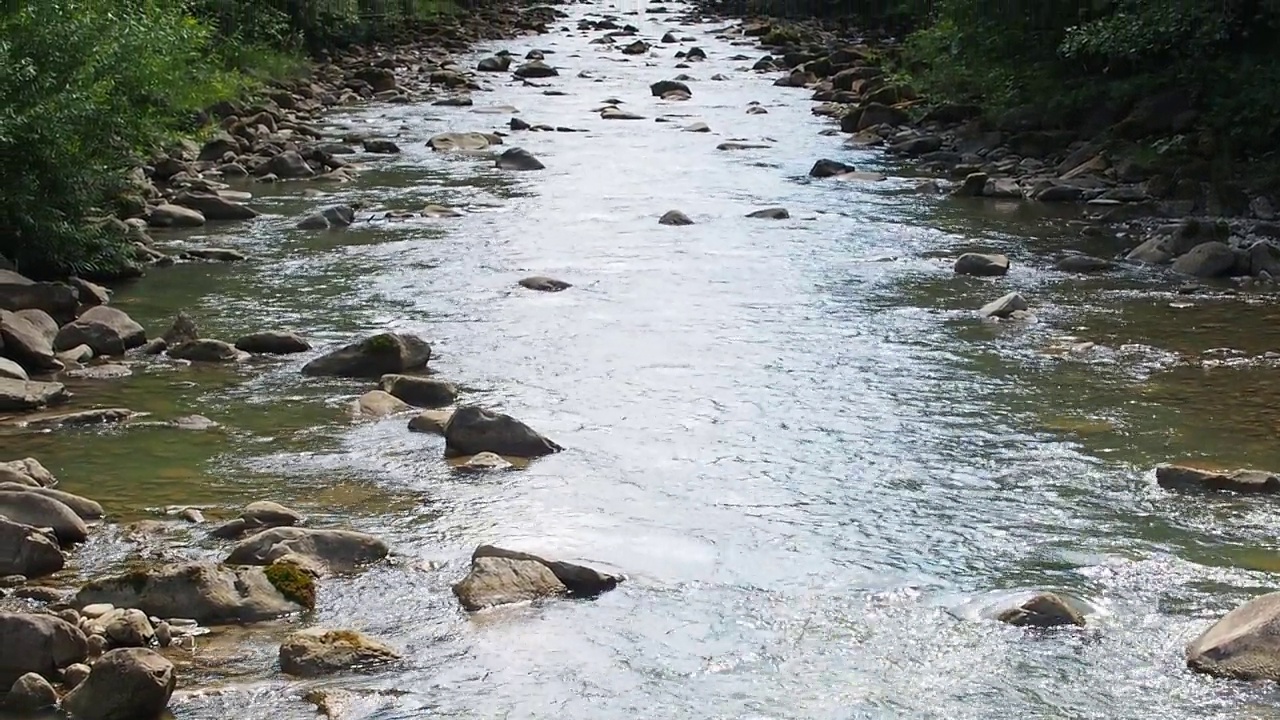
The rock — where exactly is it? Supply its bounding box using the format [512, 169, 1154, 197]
[650, 80, 690, 97]
[234, 331, 310, 355]
[243, 501, 303, 527]
[0, 491, 88, 543]
[378, 374, 458, 408]
[661, 31, 677, 43]
[746, 207, 789, 219]
[259, 150, 314, 179]
[57, 344, 94, 364]
[0, 358, 27, 381]
[456, 452, 514, 472]
[954, 253, 1010, 277]
[601, 106, 645, 120]
[61, 648, 175, 720]
[86, 634, 107, 658]
[167, 339, 247, 363]
[301, 333, 430, 378]
[74, 562, 308, 624]
[444, 405, 562, 458]
[12, 586, 63, 602]
[153, 622, 171, 648]
[452, 556, 566, 611]
[361, 139, 400, 154]
[954, 172, 989, 197]
[64, 363, 130, 380]
[80, 604, 113, 619]
[0, 378, 69, 412]
[1, 310, 60, 371]
[1054, 255, 1114, 273]
[0, 517, 63, 578]
[1187, 591, 1280, 681]
[1171, 241, 1238, 278]
[0, 458, 56, 487]
[0, 270, 79, 325]
[226, 527, 387, 574]
[1127, 218, 1229, 264]
[5, 672, 57, 713]
[147, 203, 205, 228]
[979, 292, 1028, 319]
[473, 545, 623, 597]
[172, 190, 258, 221]
[809, 159, 855, 178]
[622, 39, 649, 55]
[477, 55, 512, 72]
[62, 662, 90, 689]
[659, 210, 693, 226]
[1156, 464, 1280, 493]
[407, 410, 452, 435]
[427, 132, 497, 151]
[518, 276, 570, 292]
[54, 306, 146, 357]
[160, 312, 198, 346]
[186, 248, 246, 262]
[103, 609, 154, 648]
[683, 122, 710, 133]
[0, 613, 87, 686]
[279, 628, 400, 677]
[513, 61, 558, 78]
[495, 147, 545, 171]
[0, 484, 103, 519]
[351, 390, 413, 419]
[178, 508, 204, 523]
[997, 593, 1085, 627]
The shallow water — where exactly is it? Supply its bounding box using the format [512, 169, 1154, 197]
[9, 3, 1280, 718]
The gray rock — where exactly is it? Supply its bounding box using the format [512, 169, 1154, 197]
[54, 306, 146, 356]
[456, 452, 514, 472]
[407, 409, 452, 435]
[103, 609, 154, 648]
[452, 556, 566, 611]
[361, 139, 400, 154]
[0, 491, 88, 543]
[153, 622, 172, 648]
[517, 276, 571, 292]
[979, 292, 1028, 319]
[225, 527, 388, 574]
[167, 339, 247, 363]
[172, 190, 258, 221]
[74, 561, 307, 624]
[0, 358, 26, 381]
[0, 378, 69, 412]
[659, 210, 693, 226]
[477, 55, 512, 72]
[997, 592, 1085, 627]
[0, 458, 56, 487]
[1054, 255, 1114, 273]
[649, 80, 691, 97]
[745, 207, 789, 219]
[495, 148, 545, 171]
[1156, 464, 1280, 493]
[427, 132, 497, 152]
[301, 333, 431, 378]
[513, 61, 558, 78]
[1, 309, 61, 371]
[954, 253, 1010, 277]
[378, 374, 458, 408]
[61, 648, 175, 720]
[0, 270, 79, 325]
[1171, 241, 1238, 278]
[472, 545, 623, 598]
[350, 390, 412, 419]
[62, 662, 90, 689]
[5, 672, 57, 713]
[0, 517, 63, 578]
[0, 483, 103, 519]
[147, 203, 205, 228]
[279, 628, 400, 677]
[259, 150, 314, 179]
[0, 613, 88, 686]
[235, 331, 310, 354]
[243, 501, 304, 527]
[444, 405, 562, 458]
[1187, 591, 1280, 681]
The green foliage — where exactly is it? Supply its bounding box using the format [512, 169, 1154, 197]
[0, 0, 243, 278]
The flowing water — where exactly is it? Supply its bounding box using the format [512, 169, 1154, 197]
[8, 2, 1280, 718]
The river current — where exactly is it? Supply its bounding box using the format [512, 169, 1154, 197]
[9, 2, 1280, 718]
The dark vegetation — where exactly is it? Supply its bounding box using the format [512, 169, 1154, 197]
[0, 0, 455, 279]
[721, 0, 1280, 187]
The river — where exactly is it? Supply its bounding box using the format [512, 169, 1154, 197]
[8, 2, 1280, 718]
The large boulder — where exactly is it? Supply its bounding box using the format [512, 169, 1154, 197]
[1171, 241, 1239, 278]
[74, 561, 309, 624]
[495, 148, 545, 171]
[0, 270, 79, 324]
[279, 628, 401, 677]
[444, 406, 562, 458]
[0, 378, 69, 412]
[452, 556, 567, 611]
[301, 333, 430, 378]
[54, 306, 146, 357]
[0, 491, 88, 544]
[1187, 591, 1280, 681]
[378, 374, 458, 408]
[0, 613, 88, 686]
[0, 483, 102, 519]
[225, 527, 388, 573]
[0, 310, 60, 372]
[0, 517, 64, 578]
[172, 190, 259, 221]
[61, 648, 175, 720]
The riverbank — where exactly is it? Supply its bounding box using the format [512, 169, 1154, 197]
[5, 1, 1280, 718]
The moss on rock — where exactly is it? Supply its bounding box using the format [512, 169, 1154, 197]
[264, 562, 316, 609]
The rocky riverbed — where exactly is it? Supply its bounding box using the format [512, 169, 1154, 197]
[5, 0, 1280, 718]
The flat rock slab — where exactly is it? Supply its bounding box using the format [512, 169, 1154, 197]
[0, 378, 70, 412]
[1156, 464, 1280, 493]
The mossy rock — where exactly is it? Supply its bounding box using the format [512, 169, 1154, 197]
[265, 562, 317, 610]
[361, 333, 401, 355]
